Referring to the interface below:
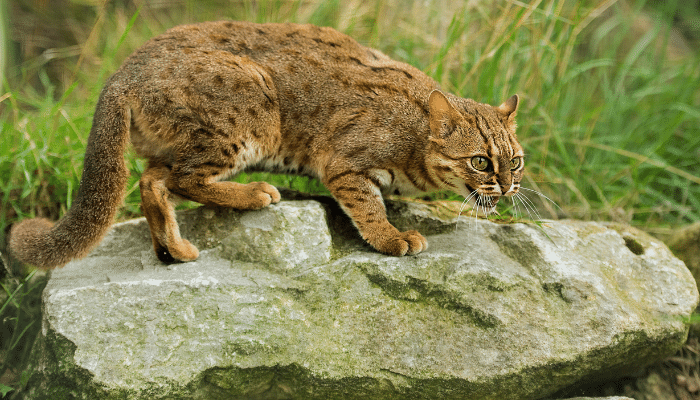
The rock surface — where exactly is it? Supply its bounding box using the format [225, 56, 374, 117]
[560, 398, 633, 400]
[21, 198, 698, 400]
[667, 222, 700, 286]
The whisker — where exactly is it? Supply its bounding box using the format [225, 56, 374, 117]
[506, 196, 522, 219]
[516, 197, 529, 220]
[459, 190, 479, 216]
[517, 192, 541, 218]
[477, 194, 484, 230]
[457, 198, 469, 229]
[459, 198, 469, 215]
[515, 192, 541, 222]
[523, 193, 545, 221]
[519, 187, 564, 213]
[512, 196, 524, 219]
[473, 195, 484, 231]
[470, 196, 478, 230]
[512, 193, 530, 220]
[457, 190, 479, 231]
[485, 195, 496, 222]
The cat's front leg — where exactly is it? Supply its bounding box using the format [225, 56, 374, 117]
[324, 171, 428, 256]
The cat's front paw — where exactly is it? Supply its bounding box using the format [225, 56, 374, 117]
[372, 230, 428, 256]
[235, 181, 281, 209]
[250, 181, 282, 205]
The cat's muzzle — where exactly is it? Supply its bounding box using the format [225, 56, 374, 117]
[481, 195, 500, 209]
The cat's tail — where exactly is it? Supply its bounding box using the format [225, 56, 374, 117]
[8, 82, 131, 269]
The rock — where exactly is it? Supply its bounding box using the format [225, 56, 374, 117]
[666, 222, 700, 285]
[626, 372, 679, 400]
[21, 198, 698, 400]
[558, 397, 634, 400]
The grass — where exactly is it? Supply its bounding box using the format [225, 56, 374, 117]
[1, 0, 698, 233]
[0, 0, 699, 395]
[0, 269, 42, 397]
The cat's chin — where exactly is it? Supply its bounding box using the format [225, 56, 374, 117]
[482, 195, 500, 209]
[458, 189, 499, 217]
[475, 193, 500, 216]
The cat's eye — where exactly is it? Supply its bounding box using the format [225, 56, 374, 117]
[471, 156, 489, 171]
[510, 157, 521, 170]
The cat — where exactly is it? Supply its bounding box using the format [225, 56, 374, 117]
[8, 21, 523, 269]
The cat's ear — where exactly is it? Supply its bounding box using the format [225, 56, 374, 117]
[496, 94, 519, 119]
[428, 90, 458, 138]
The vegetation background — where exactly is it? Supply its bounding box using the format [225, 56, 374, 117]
[0, 0, 698, 397]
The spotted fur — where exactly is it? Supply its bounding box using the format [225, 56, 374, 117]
[9, 21, 522, 268]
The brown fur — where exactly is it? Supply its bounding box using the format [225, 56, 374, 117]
[9, 21, 523, 268]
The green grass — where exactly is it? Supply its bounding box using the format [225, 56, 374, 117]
[0, 0, 699, 394]
[2, 0, 698, 235]
[0, 269, 43, 396]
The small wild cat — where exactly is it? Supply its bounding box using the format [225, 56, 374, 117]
[9, 21, 523, 269]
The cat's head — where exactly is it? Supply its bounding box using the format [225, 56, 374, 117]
[426, 90, 523, 213]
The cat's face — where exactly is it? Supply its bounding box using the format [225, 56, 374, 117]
[427, 90, 523, 212]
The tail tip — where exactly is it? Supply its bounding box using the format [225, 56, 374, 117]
[8, 218, 61, 269]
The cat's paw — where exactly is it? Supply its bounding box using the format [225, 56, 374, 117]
[373, 230, 428, 256]
[155, 239, 199, 263]
[168, 239, 200, 262]
[254, 182, 281, 204]
[238, 182, 281, 209]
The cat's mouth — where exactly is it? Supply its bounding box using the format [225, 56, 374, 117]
[481, 195, 500, 208]
[462, 183, 500, 213]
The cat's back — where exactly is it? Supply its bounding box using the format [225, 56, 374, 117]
[139, 20, 389, 65]
[117, 21, 434, 98]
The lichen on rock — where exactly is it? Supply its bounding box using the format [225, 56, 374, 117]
[20, 198, 699, 400]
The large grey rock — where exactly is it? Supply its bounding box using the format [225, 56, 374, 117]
[666, 222, 700, 285]
[21, 199, 698, 400]
[560, 398, 633, 400]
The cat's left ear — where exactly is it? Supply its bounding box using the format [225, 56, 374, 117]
[496, 94, 519, 119]
[428, 90, 460, 139]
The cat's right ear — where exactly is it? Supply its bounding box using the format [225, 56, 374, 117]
[497, 94, 519, 130]
[497, 94, 519, 118]
[428, 90, 458, 139]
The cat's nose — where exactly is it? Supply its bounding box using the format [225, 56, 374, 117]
[502, 184, 518, 196]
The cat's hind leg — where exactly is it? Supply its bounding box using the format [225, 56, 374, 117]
[132, 50, 283, 262]
[140, 160, 280, 263]
[139, 164, 199, 263]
